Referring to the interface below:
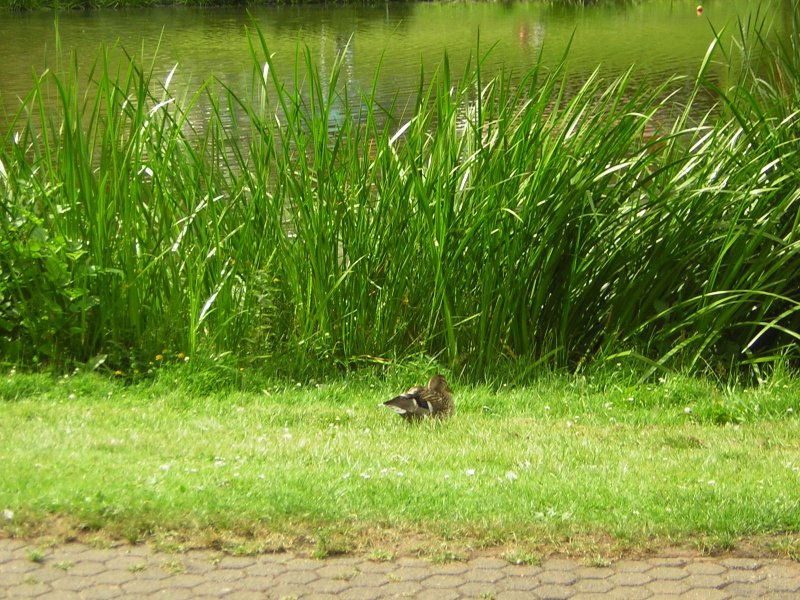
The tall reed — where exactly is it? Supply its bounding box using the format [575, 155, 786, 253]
[1, 10, 798, 379]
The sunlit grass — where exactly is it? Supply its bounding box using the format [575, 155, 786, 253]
[0, 10, 799, 379]
[0, 370, 798, 555]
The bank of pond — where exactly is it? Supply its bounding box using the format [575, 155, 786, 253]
[0, 10, 799, 380]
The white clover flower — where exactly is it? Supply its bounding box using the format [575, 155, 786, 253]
[505, 471, 518, 481]
[465, 468, 476, 476]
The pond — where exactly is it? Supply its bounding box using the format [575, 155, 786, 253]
[0, 0, 792, 127]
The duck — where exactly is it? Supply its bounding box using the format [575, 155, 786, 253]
[383, 374, 454, 420]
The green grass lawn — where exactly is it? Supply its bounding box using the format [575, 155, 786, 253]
[1, 369, 799, 560]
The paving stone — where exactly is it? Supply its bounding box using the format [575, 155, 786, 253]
[308, 577, 351, 593]
[79, 584, 123, 599]
[646, 578, 690, 594]
[464, 567, 505, 582]
[533, 583, 573, 599]
[166, 573, 206, 588]
[423, 574, 462, 589]
[225, 592, 265, 600]
[609, 571, 653, 586]
[7, 582, 50, 597]
[24, 568, 61, 584]
[135, 566, 171, 580]
[538, 569, 577, 585]
[679, 588, 731, 599]
[340, 585, 389, 599]
[0, 539, 27, 552]
[765, 576, 800, 592]
[415, 588, 459, 600]
[725, 568, 766, 583]
[573, 577, 614, 593]
[239, 575, 275, 591]
[314, 563, 360, 579]
[151, 587, 193, 599]
[269, 583, 309, 598]
[766, 594, 800, 600]
[4, 559, 38, 574]
[393, 566, 432, 581]
[284, 557, 320, 570]
[686, 561, 726, 575]
[648, 566, 689, 580]
[544, 559, 580, 571]
[720, 558, 763, 570]
[67, 561, 105, 577]
[648, 557, 688, 568]
[93, 569, 136, 585]
[498, 592, 539, 600]
[682, 573, 724, 589]
[614, 560, 653, 573]
[122, 578, 169, 594]
[721, 582, 764, 597]
[105, 555, 151, 571]
[275, 569, 319, 584]
[433, 561, 469, 574]
[217, 556, 256, 570]
[350, 572, 388, 587]
[192, 581, 238, 595]
[458, 581, 499, 596]
[468, 557, 508, 569]
[575, 566, 613, 579]
[207, 568, 245, 582]
[243, 560, 286, 577]
[40, 591, 80, 600]
[71, 548, 118, 563]
[503, 564, 544, 578]
[50, 575, 91, 592]
[395, 557, 429, 568]
[501, 573, 542, 591]
[381, 580, 423, 596]
[606, 587, 653, 600]
[357, 561, 395, 574]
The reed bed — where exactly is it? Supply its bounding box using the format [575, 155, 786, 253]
[1, 14, 799, 379]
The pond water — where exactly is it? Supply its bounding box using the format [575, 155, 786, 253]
[0, 0, 792, 126]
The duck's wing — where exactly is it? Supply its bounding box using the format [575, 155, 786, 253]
[383, 386, 435, 418]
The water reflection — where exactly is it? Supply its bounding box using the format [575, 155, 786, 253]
[0, 0, 788, 132]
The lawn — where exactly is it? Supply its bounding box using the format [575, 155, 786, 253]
[2, 369, 799, 560]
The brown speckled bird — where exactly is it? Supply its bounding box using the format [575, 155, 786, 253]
[383, 374, 454, 420]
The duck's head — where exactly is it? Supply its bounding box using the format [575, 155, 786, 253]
[428, 374, 451, 393]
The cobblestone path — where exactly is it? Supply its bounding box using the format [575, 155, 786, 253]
[2, 538, 799, 598]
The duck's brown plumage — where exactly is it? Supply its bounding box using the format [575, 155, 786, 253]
[383, 374, 454, 420]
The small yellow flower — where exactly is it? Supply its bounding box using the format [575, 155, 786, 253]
[114, 370, 123, 377]
[155, 354, 164, 362]
[177, 352, 185, 360]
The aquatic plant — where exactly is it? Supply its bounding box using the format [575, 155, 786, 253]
[0, 11, 798, 379]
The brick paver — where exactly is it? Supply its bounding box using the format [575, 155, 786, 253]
[1, 538, 799, 598]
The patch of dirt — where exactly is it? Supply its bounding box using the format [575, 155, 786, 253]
[2, 515, 798, 563]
